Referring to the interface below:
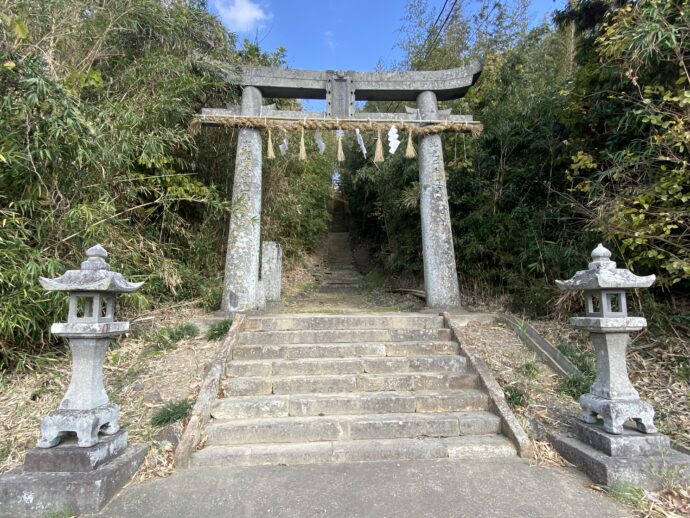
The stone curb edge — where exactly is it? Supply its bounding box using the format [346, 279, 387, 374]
[497, 313, 581, 376]
[174, 313, 246, 468]
[442, 312, 534, 458]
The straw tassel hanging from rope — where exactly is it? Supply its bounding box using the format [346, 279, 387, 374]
[405, 129, 416, 158]
[374, 129, 384, 163]
[299, 127, 307, 160]
[266, 128, 275, 159]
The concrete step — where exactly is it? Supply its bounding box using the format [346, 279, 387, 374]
[206, 412, 502, 445]
[226, 355, 468, 377]
[192, 435, 516, 467]
[237, 328, 452, 345]
[211, 390, 490, 419]
[222, 372, 479, 396]
[231, 341, 460, 360]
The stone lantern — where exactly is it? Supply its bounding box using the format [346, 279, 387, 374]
[556, 243, 656, 434]
[37, 244, 143, 448]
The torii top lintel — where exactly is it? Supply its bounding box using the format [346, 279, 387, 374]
[239, 63, 482, 118]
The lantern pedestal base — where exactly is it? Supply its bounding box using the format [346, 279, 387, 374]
[0, 442, 147, 517]
[38, 403, 119, 448]
[549, 421, 689, 490]
[25, 429, 128, 472]
[579, 393, 656, 434]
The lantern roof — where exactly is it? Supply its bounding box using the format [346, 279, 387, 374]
[39, 245, 144, 293]
[556, 244, 655, 291]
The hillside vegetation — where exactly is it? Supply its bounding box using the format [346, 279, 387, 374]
[344, 0, 689, 322]
[0, 0, 330, 368]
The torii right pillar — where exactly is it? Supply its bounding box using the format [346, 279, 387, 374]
[417, 90, 461, 308]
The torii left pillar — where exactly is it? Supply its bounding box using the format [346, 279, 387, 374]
[221, 86, 263, 313]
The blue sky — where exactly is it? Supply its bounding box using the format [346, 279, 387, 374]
[209, 0, 567, 71]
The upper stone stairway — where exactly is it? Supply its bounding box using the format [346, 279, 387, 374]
[321, 196, 363, 293]
[192, 312, 517, 467]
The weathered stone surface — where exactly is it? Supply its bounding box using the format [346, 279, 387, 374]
[445, 313, 534, 459]
[569, 317, 647, 333]
[0, 443, 147, 517]
[38, 403, 119, 449]
[193, 442, 334, 468]
[211, 396, 289, 420]
[237, 328, 450, 345]
[414, 390, 489, 413]
[332, 437, 448, 463]
[39, 244, 143, 294]
[232, 345, 286, 360]
[202, 311, 530, 470]
[384, 341, 459, 356]
[575, 421, 670, 457]
[223, 377, 272, 397]
[154, 423, 183, 448]
[417, 90, 461, 309]
[549, 432, 689, 491]
[226, 361, 273, 378]
[206, 417, 342, 445]
[408, 355, 466, 372]
[60, 338, 109, 410]
[556, 244, 655, 292]
[361, 357, 410, 373]
[244, 313, 445, 332]
[272, 358, 364, 376]
[345, 414, 460, 441]
[284, 343, 386, 360]
[261, 241, 282, 303]
[455, 411, 502, 435]
[444, 435, 516, 459]
[579, 392, 656, 435]
[24, 430, 128, 473]
[288, 392, 416, 417]
[272, 375, 357, 395]
[235, 63, 482, 102]
[221, 85, 263, 313]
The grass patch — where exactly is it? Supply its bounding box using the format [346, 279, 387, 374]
[167, 323, 199, 342]
[504, 385, 528, 407]
[557, 372, 594, 399]
[606, 480, 646, 509]
[558, 341, 596, 376]
[207, 319, 232, 340]
[516, 361, 541, 380]
[150, 399, 194, 427]
[201, 284, 222, 312]
[556, 340, 596, 400]
[140, 323, 200, 357]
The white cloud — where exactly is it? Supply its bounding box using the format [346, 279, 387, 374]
[324, 31, 335, 50]
[214, 0, 271, 33]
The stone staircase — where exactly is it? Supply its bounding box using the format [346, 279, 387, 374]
[321, 195, 363, 293]
[192, 313, 517, 467]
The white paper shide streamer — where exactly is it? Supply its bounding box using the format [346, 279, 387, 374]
[278, 130, 289, 156]
[355, 128, 367, 158]
[314, 130, 326, 155]
[388, 125, 400, 154]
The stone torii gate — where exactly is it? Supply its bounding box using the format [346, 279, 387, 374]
[200, 64, 482, 313]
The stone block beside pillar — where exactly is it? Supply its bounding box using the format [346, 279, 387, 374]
[261, 241, 282, 305]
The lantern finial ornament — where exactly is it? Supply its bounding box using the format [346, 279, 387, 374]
[589, 243, 613, 269]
